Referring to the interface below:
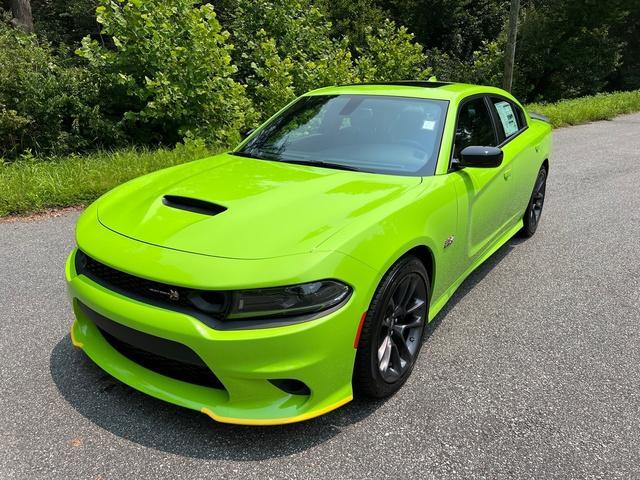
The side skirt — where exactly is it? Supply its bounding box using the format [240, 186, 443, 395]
[428, 218, 524, 321]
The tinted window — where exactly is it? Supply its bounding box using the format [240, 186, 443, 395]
[453, 97, 496, 159]
[236, 95, 448, 176]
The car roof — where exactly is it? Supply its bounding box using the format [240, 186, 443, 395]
[305, 81, 516, 104]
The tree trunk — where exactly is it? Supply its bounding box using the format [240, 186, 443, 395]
[8, 0, 34, 33]
[503, 0, 520, 92]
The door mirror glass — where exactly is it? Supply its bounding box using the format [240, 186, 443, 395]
[459, 145, 503, 168]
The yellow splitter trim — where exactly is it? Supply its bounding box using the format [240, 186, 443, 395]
[201, 394, 353, 426]
[70, 324, 84, 348]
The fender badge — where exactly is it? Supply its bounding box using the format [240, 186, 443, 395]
[444, 235, 455, 249]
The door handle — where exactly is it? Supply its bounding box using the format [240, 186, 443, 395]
[503, 169, 512, 180]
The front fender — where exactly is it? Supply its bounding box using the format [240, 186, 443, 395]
[321, 175, 459, 307]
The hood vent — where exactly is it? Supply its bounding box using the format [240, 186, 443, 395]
[162, 195, 227, 216]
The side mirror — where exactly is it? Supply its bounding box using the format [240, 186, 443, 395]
[458, 146, 503, 168]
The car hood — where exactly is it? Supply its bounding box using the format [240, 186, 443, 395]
[97, 153, 421, 259]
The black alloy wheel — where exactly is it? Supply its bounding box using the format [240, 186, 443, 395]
[353, 256, 429, 398]
[520, 166, 547, 237]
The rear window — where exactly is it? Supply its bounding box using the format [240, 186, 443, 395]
[490, 97, 527, 141]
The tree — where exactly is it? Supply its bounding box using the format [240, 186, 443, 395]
[382, 0, 509, 60]
[515, 0, 624, 101]
[5, 0, 34, 33]
[502, 0, 519, 92]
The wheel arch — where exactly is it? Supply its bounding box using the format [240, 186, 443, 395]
[541, 158, 549, 172]
[403, 245, 435, 294]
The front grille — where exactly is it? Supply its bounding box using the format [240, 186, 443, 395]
[78, 301, 225, 390]
[74, 250, 227, 316]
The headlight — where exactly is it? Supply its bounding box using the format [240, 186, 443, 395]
[226, 280, 352, 319]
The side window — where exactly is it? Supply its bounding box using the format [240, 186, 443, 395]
[453, 97, 497, 159]
[490, 97, 527, 141]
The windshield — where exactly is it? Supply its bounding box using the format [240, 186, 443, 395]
[234, 94, 448, 176]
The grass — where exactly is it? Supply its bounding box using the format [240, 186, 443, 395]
[0, 144, 213, 217]
[526, 89, 640, 127]
[2, 89, 640, 218]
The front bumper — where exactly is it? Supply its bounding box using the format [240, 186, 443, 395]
[66, 243, 377, 425]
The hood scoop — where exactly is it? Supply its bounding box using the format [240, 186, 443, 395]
[162, 195, 227, 216]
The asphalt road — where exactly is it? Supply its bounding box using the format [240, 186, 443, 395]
[2, 114, 640, 479]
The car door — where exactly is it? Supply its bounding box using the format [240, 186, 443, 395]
[449, 95, 515, 262]
[487, 96, 533, 224]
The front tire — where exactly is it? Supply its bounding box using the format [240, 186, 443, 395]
[520, 166, 547, 237]
[353, 256, 429, 398]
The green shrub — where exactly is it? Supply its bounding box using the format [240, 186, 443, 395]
[226, 1, 431, 120]
[0, 19, 118, 158]
[78, 0, 254, 147]
[425, 37, 505, 91]
[228, 0, 356, 120]
[31, 0, 99, 46]
[356, 19, 431, 82]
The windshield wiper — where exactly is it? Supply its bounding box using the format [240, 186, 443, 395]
[230, 151, 264, 160]
[281, 159, 362, 172]
[231, 151, 361, 172]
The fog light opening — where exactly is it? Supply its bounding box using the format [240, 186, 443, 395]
[269, 379, 311, 396]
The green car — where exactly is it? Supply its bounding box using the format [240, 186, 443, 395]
[67, 81, 552, 425]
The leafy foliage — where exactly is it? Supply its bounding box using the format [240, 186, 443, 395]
[514, 1, 625, 101]
[225, 0, 355, 120]
[78, 0, 254, 146]
[0, 18, 118, 158]
[31, 0, 99, 46]
[2, 0, 640, 159]
[319, 0, 387, 48]
[356, 20, 431, 82]
[382, 0, 510, 60]
[224, 0, 430, 120]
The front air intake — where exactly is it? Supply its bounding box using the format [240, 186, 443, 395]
[162, 195, 227, 216]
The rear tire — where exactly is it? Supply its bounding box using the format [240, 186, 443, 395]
[520, 166, 547, 238]
[353, 255, 429, 398]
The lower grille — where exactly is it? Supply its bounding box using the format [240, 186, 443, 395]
[78, 301, 225, 390]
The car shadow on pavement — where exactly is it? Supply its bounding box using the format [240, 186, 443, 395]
[424, 237, 520, 340]
[49, 336, 388, 461]
[50, 238, 518, 461]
